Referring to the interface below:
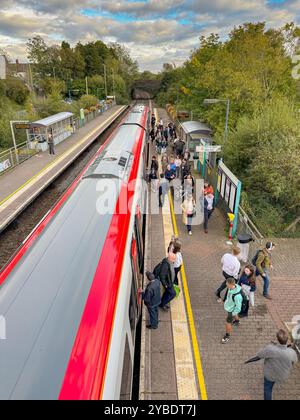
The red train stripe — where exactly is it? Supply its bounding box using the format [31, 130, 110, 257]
[0, 110, 130, 287]
[59, 109, 148, 400]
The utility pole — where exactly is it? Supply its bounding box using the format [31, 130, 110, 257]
[86, 76, 89, 95]
[103, 64, 108, 99]
[224, 99, 230, 143]
[112, 69, 116, 102]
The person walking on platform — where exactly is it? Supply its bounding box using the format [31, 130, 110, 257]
[159, 173, 170, 207]
[141, 272, 161, 330]
[221, 277, 243, 344]
[181, 159, 191, 183]
[216, 246, 241, 303]
[154, 253, 177, 311]
[173, 242, 183, 286]
[181, 193, 196, 236]
[204, 192, 214, 234]
[161, 154, 169, 173]
[254, 242, 275, 300]
[245, 330, 298, 400]
[48, 129, 55, 155]
[149, 156, 159, 193]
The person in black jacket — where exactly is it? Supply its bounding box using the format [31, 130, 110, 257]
[156, 253, 176, 311]
[142, 272, 162, 329]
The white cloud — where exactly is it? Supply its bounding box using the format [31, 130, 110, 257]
[0, 0, 299, 71]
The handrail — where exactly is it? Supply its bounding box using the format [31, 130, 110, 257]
[0, 141, 29, 158]
[238, 205, 264, 242]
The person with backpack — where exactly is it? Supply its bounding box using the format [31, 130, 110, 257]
[245, 329, 298, 400]
[174, 139, 185, 157]
[238, 264, 256, 309]
[253, 242, 275, 300]
[141, 271, 161, 330]
[154, 253, 177, 311]
[216, 246, 241, 303]
[165, 164, 176, 183]
[181, 159, 191, 183]
[221, 277, 243, 344]
[156, 136, 162, 155]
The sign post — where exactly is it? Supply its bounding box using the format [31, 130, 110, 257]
[9, 120, 30, 165]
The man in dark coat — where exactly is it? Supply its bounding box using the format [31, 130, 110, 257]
[155, 253, 176, 311]
[142, 272, 162, 329]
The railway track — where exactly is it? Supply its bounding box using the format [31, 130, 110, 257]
[0, 108, 131, 271]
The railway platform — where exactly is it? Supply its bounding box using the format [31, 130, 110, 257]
[0, 105, 128, 233]
[140, 107, 300, 401]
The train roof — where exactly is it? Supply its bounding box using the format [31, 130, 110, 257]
[0, 105, 148, 400]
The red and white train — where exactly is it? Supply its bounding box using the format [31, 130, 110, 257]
[0, 104, 150, 400]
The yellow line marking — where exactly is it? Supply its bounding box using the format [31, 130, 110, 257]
[154, 112, 199, 400]
[169, 194, 208, 401]
[161, 195, 199, 400]
[0, 107, 126, 208]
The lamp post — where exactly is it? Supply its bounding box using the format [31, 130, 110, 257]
[103, 64, 108, 99]
[203, 98, 230, 143]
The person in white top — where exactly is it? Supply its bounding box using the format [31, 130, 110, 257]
[174, 246, 183, 286]
[215, 246, 241, 303]
[181, 193, 196, 236]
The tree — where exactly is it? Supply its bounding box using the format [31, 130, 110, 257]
[1, 77, 30, 105]
[78, 94, 99, 110]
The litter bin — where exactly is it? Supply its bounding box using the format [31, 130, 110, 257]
[238, 233, 253, 263]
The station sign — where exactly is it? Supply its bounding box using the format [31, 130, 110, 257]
[0, 159, 11, 173]
[217, 161, 240, 213]
[15, 124, 31, 130]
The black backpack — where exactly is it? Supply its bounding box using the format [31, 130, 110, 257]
[153, 262, 163, 279]
[252, 250, 263, 266]
[232, 290, 249, 316]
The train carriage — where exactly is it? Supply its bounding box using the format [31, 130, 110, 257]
[0, 104, 150, 400]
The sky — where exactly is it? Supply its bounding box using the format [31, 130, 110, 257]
[0, 0, 299, 72]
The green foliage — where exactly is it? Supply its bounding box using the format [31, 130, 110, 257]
[78, 94, 99, 110]
[158, 22, 300, 236]
[0, 77, 30, 105]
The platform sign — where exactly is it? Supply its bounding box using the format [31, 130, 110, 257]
[0, 159, 11, 173]
[217, 161, 242, 237]
[15, 124, 30, 130]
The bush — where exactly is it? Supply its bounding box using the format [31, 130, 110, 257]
[2, 77, 30, 105]
[78, 94, 98, 110]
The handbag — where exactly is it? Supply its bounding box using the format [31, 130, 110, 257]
[174, 284, 181, 298]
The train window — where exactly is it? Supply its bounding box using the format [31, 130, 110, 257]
[120, 336, 133, 400]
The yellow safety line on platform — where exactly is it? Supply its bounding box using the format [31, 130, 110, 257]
[0, 107, 126, 208]
[169, 194, 208, 401]
[155, 106, 200, 400]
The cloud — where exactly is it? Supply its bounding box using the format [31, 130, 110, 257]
[0, 0, 299, 71]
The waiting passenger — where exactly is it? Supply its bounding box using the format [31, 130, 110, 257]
[154, 253, 177, 312]
[141, 272, 161, 330]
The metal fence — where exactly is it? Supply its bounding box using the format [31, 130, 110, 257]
[0, 102, 116, 176]
[0, 142, 38, 175]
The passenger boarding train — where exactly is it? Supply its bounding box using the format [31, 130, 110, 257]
[0, 105, 150, 400]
